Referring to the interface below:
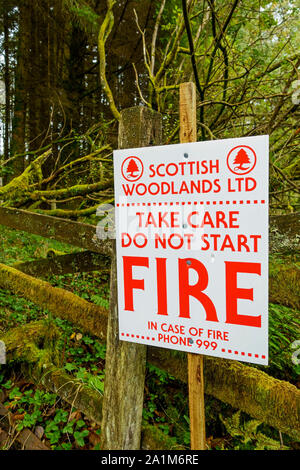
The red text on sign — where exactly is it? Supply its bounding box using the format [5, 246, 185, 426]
[122, 256, 262, 327]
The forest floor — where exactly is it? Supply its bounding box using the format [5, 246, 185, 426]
[0, 225, 299, 450]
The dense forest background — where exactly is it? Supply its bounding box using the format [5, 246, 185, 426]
[0, 0, 299, 216]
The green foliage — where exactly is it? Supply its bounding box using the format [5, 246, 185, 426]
[63, 0, 100, 33]
[0, 225, 76, 265]
[0, 374, 94, 449]
[0, 227, 299, 450]
[220, 411, 288, 450]
[268, 303, 300, 382]
[0, 288, 43, 331]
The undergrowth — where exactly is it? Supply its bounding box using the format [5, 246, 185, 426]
[0, 226, 299, 450]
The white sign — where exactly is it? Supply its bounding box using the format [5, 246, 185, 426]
[113, 135, 269, 365]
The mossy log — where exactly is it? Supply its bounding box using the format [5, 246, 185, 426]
[0, 264, 108, 341]
[0, 320, 60, 370]
[33, 204, 108, 218]
[147, 348, 300, 442]
[204, 356, 300, 442]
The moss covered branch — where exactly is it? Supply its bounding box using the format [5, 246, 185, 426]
[147, 348, 300, 441]
[29, 179, 113, 203]
[33, 199, 114, 218]
[98, 1, 120, 121]
[0, 263, 108, 341]
[0, 150, 51, 205]
[3, 321, 299, 444]
[0, 320, 60, 370]
[41, 146, 112, 186]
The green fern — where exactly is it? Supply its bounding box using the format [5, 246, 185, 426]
[220, 411, 288, 450]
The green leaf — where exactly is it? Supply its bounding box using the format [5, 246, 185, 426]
[64, 363, 77, 372]
[74, 429, 89, 447]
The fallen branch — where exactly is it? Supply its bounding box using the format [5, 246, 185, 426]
[0, 151, 51, 204]
[9, 247, 300, 311]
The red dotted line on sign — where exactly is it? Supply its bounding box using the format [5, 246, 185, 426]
[116, 200, 266, 207]
[221, 348, 266, 360]
[121, 333, 156, 341]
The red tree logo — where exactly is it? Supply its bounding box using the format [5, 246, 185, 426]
[127, 158, 139, 177]
[233, 148, 251, 171]
[227, 145, 256, 175]
[121, 156, 144, 181]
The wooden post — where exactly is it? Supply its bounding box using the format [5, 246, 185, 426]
[101, 106, 162, 450]
[180, 82, 206, 451]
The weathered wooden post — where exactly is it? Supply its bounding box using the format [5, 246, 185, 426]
[101, 106, 162, 450]
[180, 82, 206, 451]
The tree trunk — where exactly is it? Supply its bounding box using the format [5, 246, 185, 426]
[9, 1, 28, 180]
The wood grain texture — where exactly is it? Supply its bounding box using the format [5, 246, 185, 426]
[188, 353, 206, 450]
[180, 82, 206, 451]
[180, 82, 197, 143]
[100, 106, 162, 450]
